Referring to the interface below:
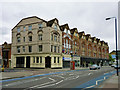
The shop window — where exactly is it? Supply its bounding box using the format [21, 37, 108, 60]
[54, 57, 56, 63]
[36, 57, 39, 63]
[58, 57, 59, 63]
[40, 57, 42, 63]
[33, 57, 35, 63]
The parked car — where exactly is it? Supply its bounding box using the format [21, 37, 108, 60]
[90, 64, 100, 70]
[114, 65, 120, 69]
[111, 64, 116, 67]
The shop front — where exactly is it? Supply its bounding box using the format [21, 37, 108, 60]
[63, 55, 71, 68]
[73, 55, 80, 67]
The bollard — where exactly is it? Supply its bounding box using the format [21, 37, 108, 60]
[96, 81, 98, 85]
[1, 67, 4, 72]
[104, 77, 106, 80]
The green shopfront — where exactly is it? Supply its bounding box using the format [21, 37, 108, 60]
[73, 55, 80, 67]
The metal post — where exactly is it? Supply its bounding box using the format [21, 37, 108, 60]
[106, 17, 119, 76]
[115, 18, 119, 76]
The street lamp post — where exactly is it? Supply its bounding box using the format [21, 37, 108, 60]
[106, 17, 119, 76]
[70, 51, 73, 70]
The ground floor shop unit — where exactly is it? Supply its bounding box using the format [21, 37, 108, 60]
[73, 55, 80, 67]
[81, 57, 110, 67]
[62, 54, 71, 68]
[11, 53, 62, 69]
[62, 55, 80, 68]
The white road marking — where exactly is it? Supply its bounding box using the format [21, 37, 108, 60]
[49, 77, 55, 81]
[56, 80, 63, 85]
[84, 85, 96, 89]
[69, 74, 74, 75]
[38, 84, 56, 88]
[88, 73, 91, 75]
[4, 77, 46, 87]
[52, 75, 64, 79]
[30, 77, 56, 88]
[65, 75, 79, 80]
[36, 80, 64, 88]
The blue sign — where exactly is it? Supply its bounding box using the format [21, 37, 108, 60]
[63, 57, 71, 61]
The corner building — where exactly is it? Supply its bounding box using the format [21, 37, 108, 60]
[11, 16, 62, 69]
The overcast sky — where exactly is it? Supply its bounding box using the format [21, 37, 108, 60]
[0, 0, 119, 52]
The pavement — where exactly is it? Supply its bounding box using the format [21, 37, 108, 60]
[98, 73, 120, 89]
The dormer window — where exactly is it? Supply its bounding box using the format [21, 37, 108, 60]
[17, 27, 20, 32]
[68, 30, 70, 34]
[54, 24, 57, 30]
[66, 30, 68, 34]
[38, 24, 42, 29]
[75, 33, 77, 36]
[29, 25, 32, 30]
[23, 26, 26, 32]
[75, 41, 77, 46]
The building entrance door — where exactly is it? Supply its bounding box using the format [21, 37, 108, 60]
[26, 56, 30, 68]
[45, 56, 51, 68]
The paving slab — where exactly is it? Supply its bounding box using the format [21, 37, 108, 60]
[98, 74, 119, 88]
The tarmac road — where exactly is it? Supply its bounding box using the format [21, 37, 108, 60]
[1, 67, 115, 89]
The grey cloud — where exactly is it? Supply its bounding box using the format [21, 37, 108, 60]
[0, 2, 118, 52]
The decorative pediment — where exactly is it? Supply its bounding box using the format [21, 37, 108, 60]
[63, 34, 72, 40]
[51, 30, 60, 36]
[16, 33, 21, 37]
[88, 38, 92, 42]
[52, 23, 60, 30]
[28, 31, 33, 36]
[82, 35, 86, 39]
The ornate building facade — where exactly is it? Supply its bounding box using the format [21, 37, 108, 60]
[11, 16, 109, 68]
[11, 16, 62, 68]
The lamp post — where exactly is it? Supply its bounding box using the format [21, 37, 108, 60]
[70, 51, 73, 70]
[106, 17, 119, 76]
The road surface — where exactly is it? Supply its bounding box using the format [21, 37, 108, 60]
[1, 67, 115, 89]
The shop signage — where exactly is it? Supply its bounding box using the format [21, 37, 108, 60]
[63, 57, 71, 61]
[73, 57, 80, 61]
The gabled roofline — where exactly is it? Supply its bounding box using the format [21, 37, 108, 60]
[11, 16, 47, 31]
[60, 23, 70, 31]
